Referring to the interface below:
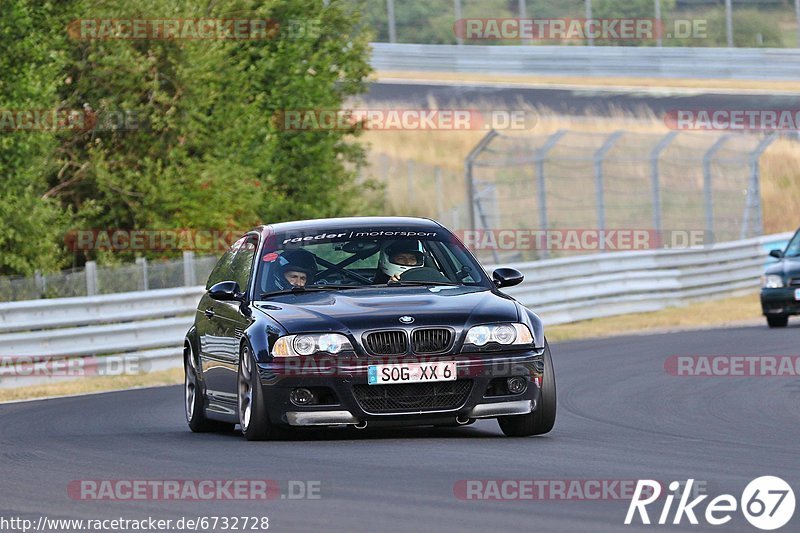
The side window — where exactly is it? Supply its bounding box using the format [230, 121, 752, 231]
[230, 235, 259, 292]
[205, 249, 236, 289]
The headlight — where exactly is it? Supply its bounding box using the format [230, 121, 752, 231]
[272, 333, 353, 357]
[762, 275, 784, 288]
[464, 323, 533, 347]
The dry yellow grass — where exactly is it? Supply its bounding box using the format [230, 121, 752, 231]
[375, 71, 800, 93]
[546, 292, 763, 342]
[0, 367, 183, 403]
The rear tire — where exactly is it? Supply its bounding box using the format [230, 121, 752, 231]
[767, 315, 789, 328]
[185, 342, 234, 433]
[498, 340, 556, 437]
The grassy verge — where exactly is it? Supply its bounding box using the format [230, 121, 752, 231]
[0, 367, 183, 403]
[374, 71, 800, 93]
[546, 292, 763, 343]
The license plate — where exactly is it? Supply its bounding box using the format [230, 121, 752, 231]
[795, 289, 800, 301]
[368, 361, 456, 385]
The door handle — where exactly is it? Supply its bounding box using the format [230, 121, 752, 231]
[204, 308, 215, 318]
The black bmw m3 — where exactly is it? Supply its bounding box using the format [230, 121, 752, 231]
[183, 217, 556, 440]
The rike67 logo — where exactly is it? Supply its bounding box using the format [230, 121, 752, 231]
[625, 477, 795, 530]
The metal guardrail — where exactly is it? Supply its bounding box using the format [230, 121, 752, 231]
[504, 232, 793, 324]
[370, 43, 800, 80]
[0, 232, 791, 388]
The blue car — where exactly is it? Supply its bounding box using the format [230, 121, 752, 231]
[761, 227, 800, 327]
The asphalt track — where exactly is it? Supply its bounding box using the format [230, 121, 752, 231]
[365, 81, 800, 116]
[1, 324, 799, 532]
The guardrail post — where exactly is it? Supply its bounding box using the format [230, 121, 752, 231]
[136, 257, 149, 291]
[702, 135, 732, 244]
[183, 251, 196, 287]
[650, 131, 679, 235]
[593, 131, 624, 248]
[85, 261, 98, 296]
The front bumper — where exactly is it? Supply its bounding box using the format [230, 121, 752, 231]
[257, 350, 543, 427]
[760, 288, 800, 316]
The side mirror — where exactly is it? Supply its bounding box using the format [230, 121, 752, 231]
[492, 268, 524, 288]
[208, 281, 244, 301]
[769, 249, 784, 259]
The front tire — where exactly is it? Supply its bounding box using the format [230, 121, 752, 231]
[238, 343, 281, 441]
[185, 342, 234, 433]
[767, 315, 789, 328]
[498, 340, 556, 437]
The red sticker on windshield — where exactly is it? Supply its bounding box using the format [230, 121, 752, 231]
[262, 252, 279, 262]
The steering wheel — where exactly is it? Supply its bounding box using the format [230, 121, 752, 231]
[399, 267, 451, 284]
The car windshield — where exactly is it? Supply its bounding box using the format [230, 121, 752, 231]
[255, 228, 491, 296]
[784, 231, 800, 258]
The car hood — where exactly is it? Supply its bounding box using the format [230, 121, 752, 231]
[253, 285, 520, 334]
[764, 256, 800, 277]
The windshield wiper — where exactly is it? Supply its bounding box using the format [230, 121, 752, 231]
[260, 285, 362, 298]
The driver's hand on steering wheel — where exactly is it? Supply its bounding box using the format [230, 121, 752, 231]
[389, 273, 401, 282]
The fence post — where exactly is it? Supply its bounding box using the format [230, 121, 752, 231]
[406, 160, 414, 209]
[183, 251, 196, 287]
[702, 135, 732, 244]
[465, 130, 499, 233]
[650, 131, 679, 235]
[655, 0, 662, 47]
[136, 256, 149, 291]
[434, 167, 444, 220]
[742, 134, 776, 238]
[386, 0, 396, 43]
[535, 130, 567, 259]
[454, 0, 463, 45]
[593, 131, 624, 248]
[725, 0, 734, 47]
[85, 261, 98, 296]
[585, 0, 594, 46]
[34, 271, 44, 297]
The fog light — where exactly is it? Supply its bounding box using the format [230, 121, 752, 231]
[507, 377, 527, 394]
[290, 388, 315, 406]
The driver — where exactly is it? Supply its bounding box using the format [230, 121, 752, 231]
[377, 240, 424, 283]
[276, 249, 317, 289]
